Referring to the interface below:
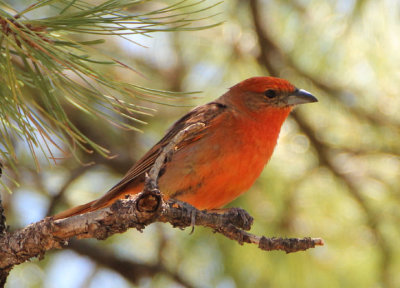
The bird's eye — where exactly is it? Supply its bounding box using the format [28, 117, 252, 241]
[264, 89, 277, 99]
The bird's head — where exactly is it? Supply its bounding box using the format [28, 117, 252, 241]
[224, 77, 317, 114]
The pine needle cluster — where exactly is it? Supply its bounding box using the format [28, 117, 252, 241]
[0, 0, 220, 189]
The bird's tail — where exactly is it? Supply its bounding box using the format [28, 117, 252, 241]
[53, 181, 143, 220]
[53, 200, 98, 220]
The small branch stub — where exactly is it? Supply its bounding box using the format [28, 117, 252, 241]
[136, 189, 161, 213]
[259, 236, 324, 254]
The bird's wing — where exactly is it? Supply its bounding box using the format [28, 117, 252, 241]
[91, 101, 228, 207]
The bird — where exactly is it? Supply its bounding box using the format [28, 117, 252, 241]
[54, 77, 317, 220]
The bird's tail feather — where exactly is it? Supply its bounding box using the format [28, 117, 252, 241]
[53, 182, 143, 220]
[53, 200, 98, 220]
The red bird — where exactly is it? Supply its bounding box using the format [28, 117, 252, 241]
[54, 77, 317, 219]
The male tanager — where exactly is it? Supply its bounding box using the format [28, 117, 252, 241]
[54, 77, 317, 219]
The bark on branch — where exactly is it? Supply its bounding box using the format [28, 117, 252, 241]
[0, 123, 323, 277]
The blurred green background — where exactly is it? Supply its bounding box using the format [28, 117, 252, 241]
[2, 0, 400, 287]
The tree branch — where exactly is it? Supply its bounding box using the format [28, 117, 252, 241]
[0, 192, 323, 270]
[0, 122, 323, 278]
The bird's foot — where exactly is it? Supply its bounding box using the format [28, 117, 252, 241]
[166, 200, 254, 232]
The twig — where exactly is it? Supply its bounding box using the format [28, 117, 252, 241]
[146, 123, 206, 189]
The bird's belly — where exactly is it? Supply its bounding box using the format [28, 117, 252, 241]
[158, 131, 275, 209]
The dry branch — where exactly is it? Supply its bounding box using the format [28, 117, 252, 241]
[0, 122, 323, 279]
[0, 192, 323, 270]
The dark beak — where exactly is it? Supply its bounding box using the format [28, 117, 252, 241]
[286, 89, 318, 105]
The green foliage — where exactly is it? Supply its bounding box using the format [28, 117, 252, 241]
[0, 0, 220, 182]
